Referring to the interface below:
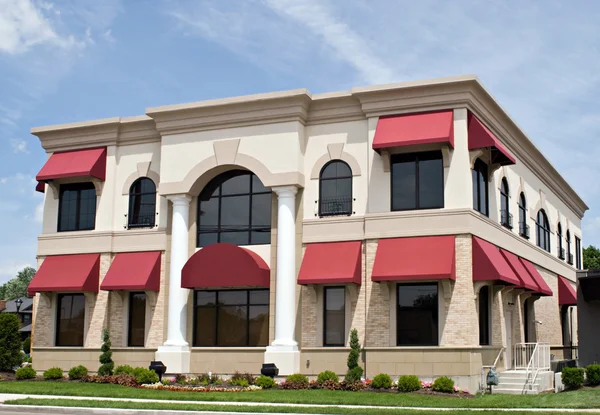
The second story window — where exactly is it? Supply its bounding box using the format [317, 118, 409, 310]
[58, 183, 96, 232]
[518, 192, 529, 238]
[575, 236, 582, 269]
[566, 230, 573, 265]
[536, 209, 551, 253]
[472, 159, 489, 216]
[391, 151, 444, 211]
[128, 178, 156, 228]
[558, 223, 565, 259]
[319, 160, 352, 217]
[500, 178, 512, 229]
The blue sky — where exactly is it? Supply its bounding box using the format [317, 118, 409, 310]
[1, 0, 599, 283]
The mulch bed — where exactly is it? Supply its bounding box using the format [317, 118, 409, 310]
[414, 388, 474, 398]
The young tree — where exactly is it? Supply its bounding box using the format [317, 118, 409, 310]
[98, 329, 114, 376]
[584, 246, 600, 270]
[0, 267, 36, 300]
[345, 328, 363, 382]
[0, 314, 23, 371]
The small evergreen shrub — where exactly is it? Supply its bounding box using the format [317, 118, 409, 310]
[586, 363, 600, 386]
[134, 368, 159, 385]
[187, 376, 201, 386]
[432, 376, 454, 393]
[0, 314, 23, 371]
[15, 366, 36, 380]
[175, 374, 187, 384]
[98, 329, 114, 376]
[22, 337, 31, 355]
[344, 366, 363, 383]
[43, 367, 64, 380]
[231, 371, 255, 385]
[342, 380, 366, 391]
[371, 373, 393, 389]
[317, 370, 339, 385]
[114, 365, 135, 376]
[397, 375, 421, 392]
[562, 367, 585, 389]
[68, 365, 88, 380]
[255, 374, 276, 389]
[229, 378, 249, 387]
[281, 373, 309, 389]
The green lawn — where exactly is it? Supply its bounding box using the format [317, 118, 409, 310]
[0, 382, 598, 409]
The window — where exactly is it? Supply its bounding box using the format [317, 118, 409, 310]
[197, 171, 271, 247]
[58, 183, 96, 232]
[56, 294, 85, 346]
[128, 178, 156, 228]
[536, 210, 551, 252]
[397, 283, 438, 346]
[576, 236, 582, 269]
[22, 314, 32, 325]
[518, 193, 529, 238]
[193, 289, 269, 347]
[566, 230, 573, 265]
[128, 292, 146, 347]
[472, 159, 489, 216]
[324, 287, 345, 346]
[319, 161, 352, 217]
[500, 178, 512, 229]
[478, 286, 490, 346]
[558, 223, 565, 260]
[391, 151, 444, 211]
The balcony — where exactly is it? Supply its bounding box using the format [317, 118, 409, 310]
[318, 196, 353, 217]
[558, 247, 566, 260]
[567, 253, 574, 265]
[500, 209, 513, 230]
[126, 212, 157, 229]
[519, 222, 530, 239]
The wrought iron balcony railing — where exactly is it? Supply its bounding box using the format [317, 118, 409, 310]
[519, 222, 530, 239]
[558, 248, 566, 260]
[500, 210, 513, 230]
[125, 212, 157, 229]
[317, 196, 353, 217]
[567, 253, 574, 265]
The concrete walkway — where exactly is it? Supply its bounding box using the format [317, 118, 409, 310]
[1, 393, 600, 413]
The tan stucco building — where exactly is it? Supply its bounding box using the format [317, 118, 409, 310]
[28, 76, 587, 392]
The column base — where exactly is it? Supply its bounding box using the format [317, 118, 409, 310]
[264, 345, 300, 375]
[155, 345, 191, 374]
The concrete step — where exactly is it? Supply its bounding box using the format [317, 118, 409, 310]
[491, 387, 540, 395]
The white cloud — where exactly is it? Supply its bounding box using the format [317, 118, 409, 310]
[34, 201, 44, 223]
[0, 261, 33, 283]
[10, 138, 28, 153]
[103, 29, 115, 43]
[0, 178, 7, 184]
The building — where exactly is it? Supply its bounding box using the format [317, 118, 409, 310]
[2, 298, 33, 340]
[577, 269, 600, 366]
[28, 76, 587, 392]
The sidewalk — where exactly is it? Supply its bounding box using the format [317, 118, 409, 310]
[1, 393, 600, 413]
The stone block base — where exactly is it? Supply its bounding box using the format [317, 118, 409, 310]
[155, 346, 191, 374]
[264, 346, 300, 375]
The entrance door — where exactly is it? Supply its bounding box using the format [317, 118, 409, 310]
[505, 311, 512, 369]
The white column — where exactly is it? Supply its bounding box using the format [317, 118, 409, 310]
[265, 186, 300, 374]
[156, 194, 191, 374]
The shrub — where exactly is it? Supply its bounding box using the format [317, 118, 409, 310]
[255, 374, 276, 389]
[321, 379, 342, 390]
[68, 365, 88, 380]
[229, 378, 249, 387]
[0, 314, 23, 371]
[43, 367, 64, 380]
[161, 378, 172, 385]
[22, 337, 31, 355]
[371, 373, 393, 389]
[187, 376, 201, 386]
[98, 329, 114, 376]
[15, 366, 36, 380]
[344, 366, 363, 383]
[281, 373, 309, 389]
[586, 363, 600, 386]
[83, 374, 137, 387]
[562, 367, 585, 390]
[134, 368, 159, 385]
[231, 371, 255, 385]
[341, 380, 366, 391]
[432, 376, 455, 393]
[175, 374, 187, 384]
[317, 370, 339, 385]
[347, 328, 361, 370]
[114, 365, 135, 376]
[397, 375, 421, 392]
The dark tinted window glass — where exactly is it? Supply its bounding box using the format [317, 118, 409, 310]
[218, 306, 248, 346]
[56, 294, 85, 346]
[397, 283, 438, 346]
[128, 292, 146, 347]
[221, 174, 250, 195]
[536, 210, 551, 252]
[324, 287, 345, 346]
[479, 286, 490, 346]
[220, 195, 250, 230]
[391, 151, 443, 211]
[418, 157, 444, 209]
[58, 183, 96, 232]
[128, 178, 156, 228]
[319, 161, 353, 217]
[576, 237, 582, 269]
[194, 306, 216, 346]
[472, 159, 489, 216]
[249, 305, 269, 345]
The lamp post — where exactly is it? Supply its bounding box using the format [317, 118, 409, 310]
[15, 297, 23, 314]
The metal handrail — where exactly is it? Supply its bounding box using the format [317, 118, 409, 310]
[515, 342, 550, 392]
[480, 347, 505, 393]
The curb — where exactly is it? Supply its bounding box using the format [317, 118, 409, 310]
[0, 405, 297, 415]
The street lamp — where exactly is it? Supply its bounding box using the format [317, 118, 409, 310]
[15, 297, 23, 313]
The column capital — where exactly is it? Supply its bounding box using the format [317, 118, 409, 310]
[166, 194, 192, 206]
[272, 186, 298, 198]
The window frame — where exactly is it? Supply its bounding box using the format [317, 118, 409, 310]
[55, 293, 85, 347]
[500, 178, 511, 229]
[518, 192, 529, 238]
[318, 160, 353, 217]
[396, 282, 439, 347]
[575, 236, 582, 269]
[566, 230, 573, 265]
[536, 209, 551, 253]
[557, 223, 564, 260]
[390, 151, 444, 212]
[128, 178, 156, 229]
[478, 285, 491, 346]
[57, 182, 97, 232]
[323, 286, 346, 347]
[472, 159, 489, 216]
[127, 292, 146, 347]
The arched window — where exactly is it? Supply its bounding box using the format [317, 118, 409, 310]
[518, 192, 528, 238]
[566, 230, 572, 264]
[478, 286, 490, 346]
[557, 223, 564, 259]
[472, 159, 489, 216]
[319, 160, 352, 217]
[536, 209, 551, 252]
[500, 178, 511, 229]
[128, 178, 156, 228]
[197, 170, 271, 247]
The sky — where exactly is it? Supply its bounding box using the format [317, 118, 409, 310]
[1, 0, 599, 284]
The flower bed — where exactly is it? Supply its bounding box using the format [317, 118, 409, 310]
[140, 383, 261, 392]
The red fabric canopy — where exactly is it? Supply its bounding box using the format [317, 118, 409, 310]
[500, 249, 539, 292]
[468, 112, 516, 165]
[298, 241, 361, 285]
[182, 243, 270, 289]
[28, 254, 100, 296]
[372, 111, 454, 151]
[558, 276, 577, 306]
[472, 237, 520, 285]
[519, 258, 553, 296]
[101, 251, 161, 292]
[36, 147, 107, 182]
[35, 182, 45, 193]
[372, 236, 455, 282]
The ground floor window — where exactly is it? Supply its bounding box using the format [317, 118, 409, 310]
[193, 289, 269, 347]
[397, 283, 438, 346]
[128, 292, 146, 347]
[324, 286, 345, 346]
[479, 286, 491, 346]
[56, 294, 85, 347]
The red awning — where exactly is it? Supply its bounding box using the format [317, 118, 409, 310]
[182, 243, 270, 289]
[298, 241, 361, 285]
[101, 252, 161, 292]
[35, 181, 45, 193]
[519, 258, 553, 296]
[372, 111, 454, 151]
[372, 236, 455, 282]
[558, 276, 577, 306]
[472, 237, 520, 285]
[500, 249, 539, 292]
[36, 147, 107, 182]
[468, 112, 516, 165]
[28, 254, 100, 296]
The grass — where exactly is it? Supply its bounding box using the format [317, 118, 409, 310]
[0, 382, 598, 409]
[4, 398, 599, 415]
